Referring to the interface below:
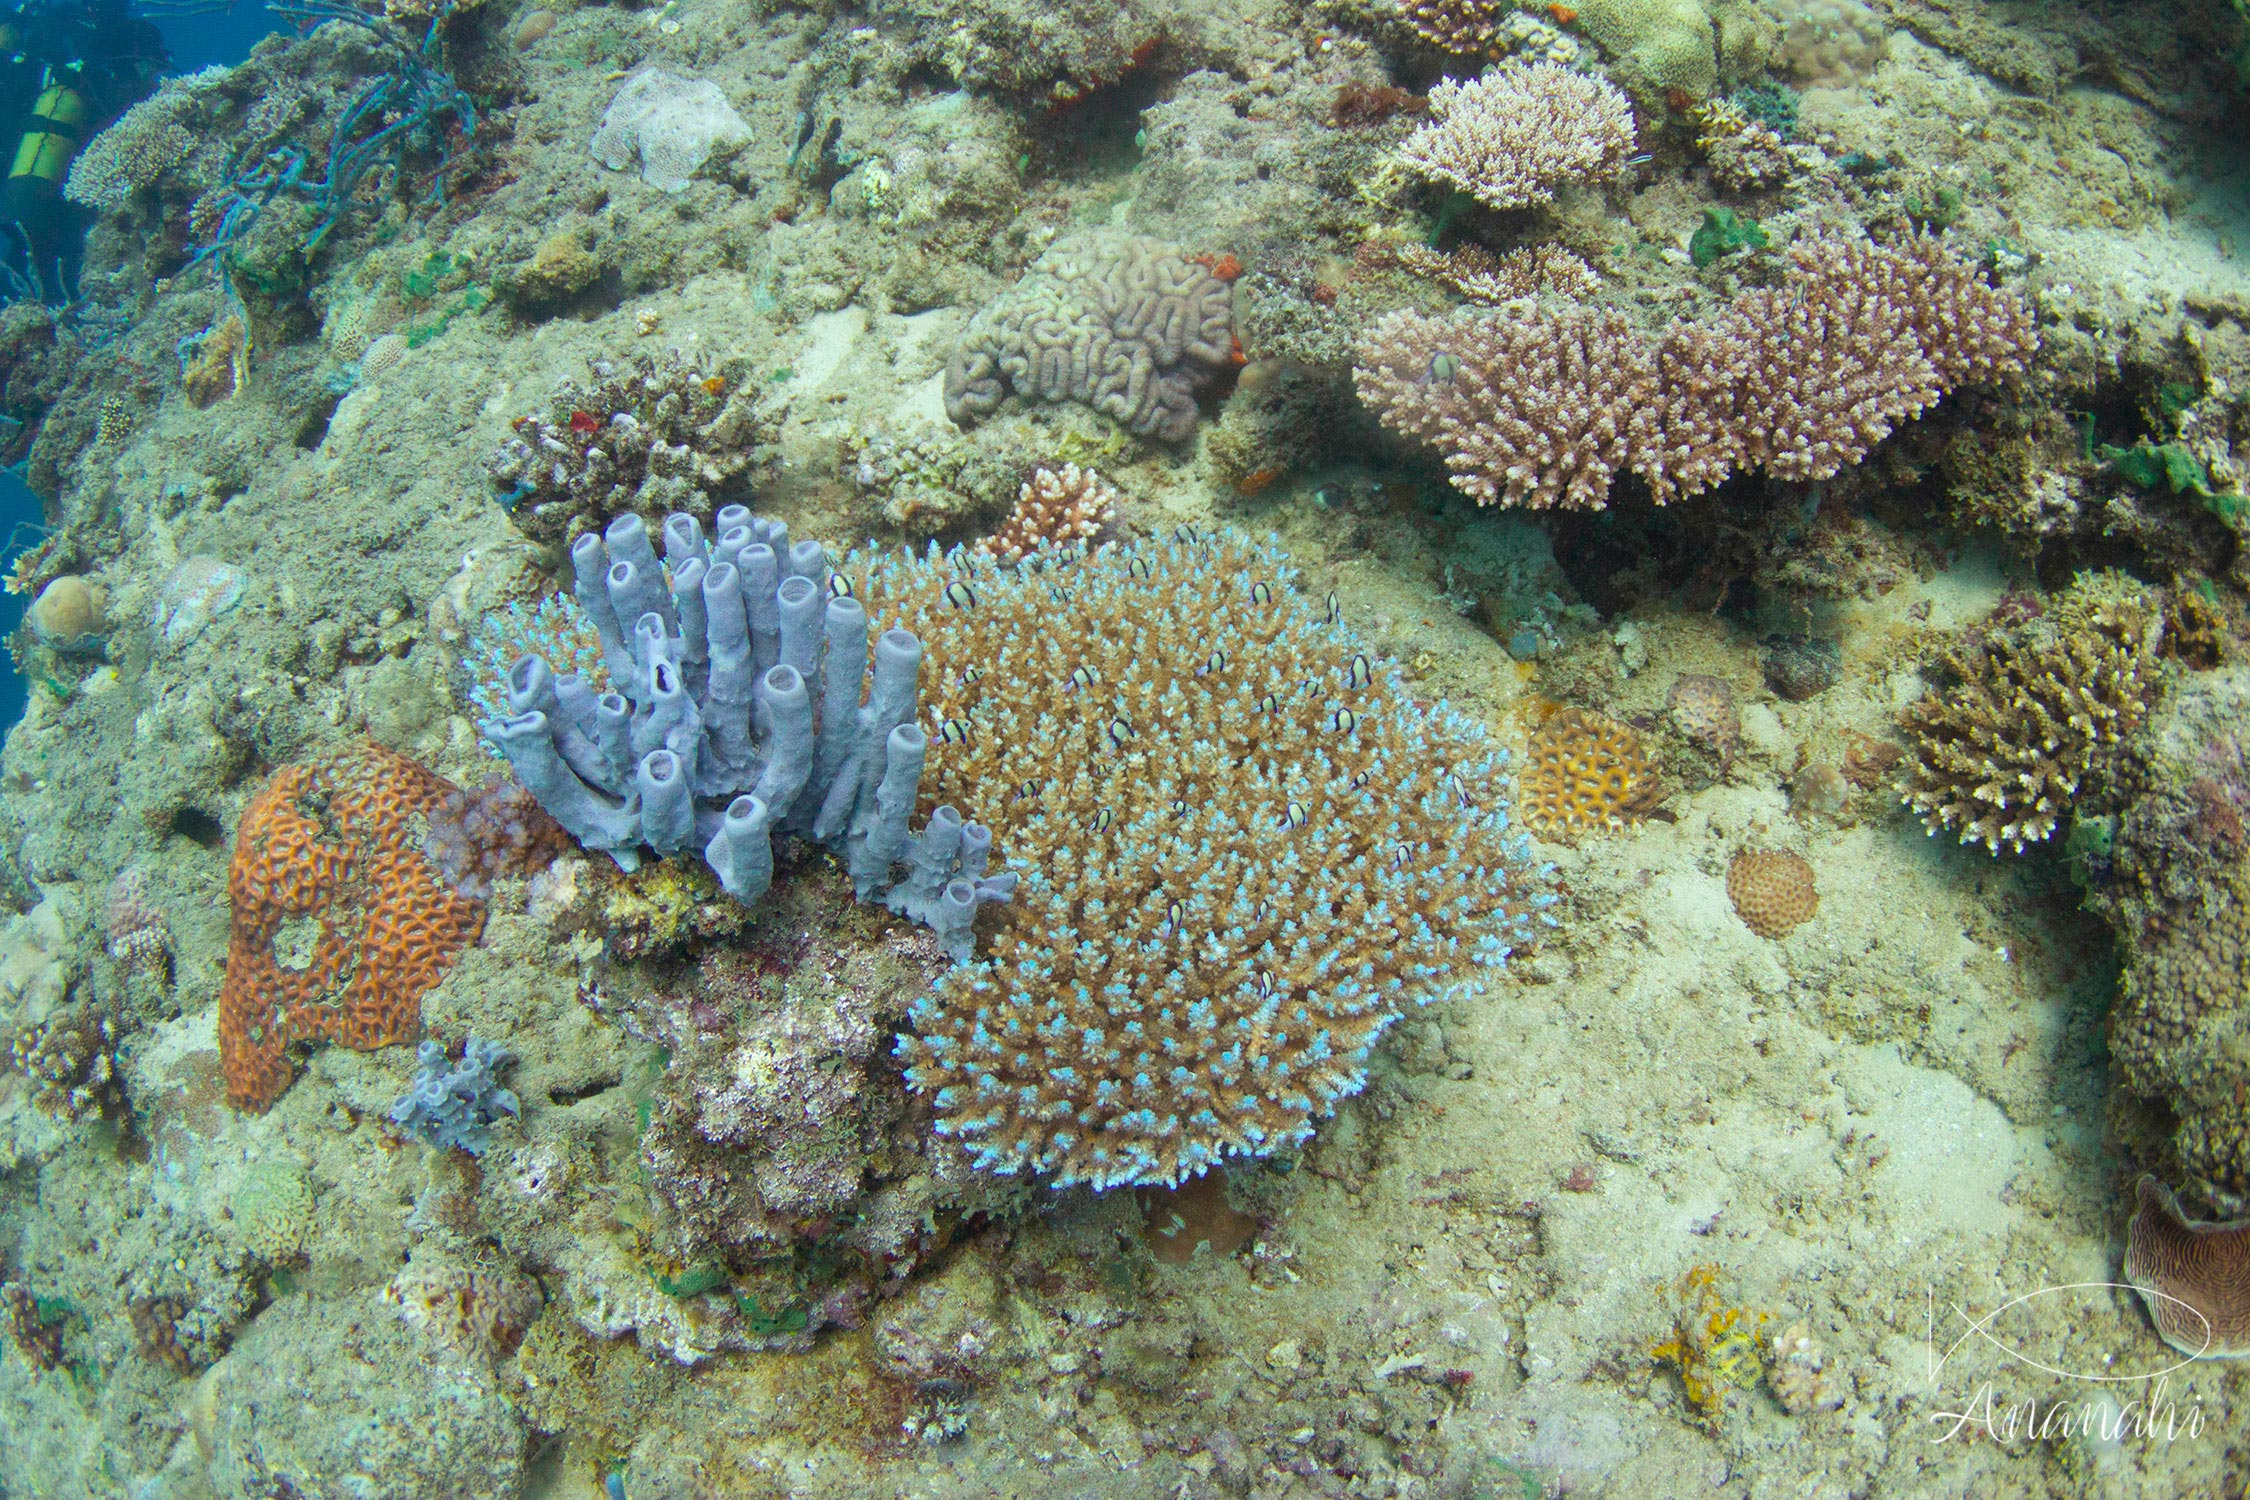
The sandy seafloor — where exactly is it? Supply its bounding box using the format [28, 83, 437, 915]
[0, 0, 2246, 1493]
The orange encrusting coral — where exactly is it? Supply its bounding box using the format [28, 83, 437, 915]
[219, 741, 487, 1112]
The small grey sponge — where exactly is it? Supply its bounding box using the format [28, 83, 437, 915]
[389, 1037, 519, 1156]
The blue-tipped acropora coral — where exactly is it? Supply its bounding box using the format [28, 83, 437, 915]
[858, 530, 1560, 1191]
[478, 507, 1014, 962]
[464, 593, 611, 738]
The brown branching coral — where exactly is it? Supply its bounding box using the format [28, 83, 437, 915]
[1356, 232, 2037, 510]
[2124, 1175, 2250, 1357]
[487, 353, 766, 545]
[1380, 241, 1602, 304]
[1518, 707, 1660, 843]
[977, 464, 1120, 564]
[1900, 582, 2161, 853]
[3, 1283, 67, 1371]
[219, 741, 489, 1112]
[1396, 61, 1637, 212]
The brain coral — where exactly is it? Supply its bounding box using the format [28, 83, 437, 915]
[858, 532, 1556, 1189]
[943, 232, 1237, 444]
[219, 742, 488, 1111]
[2123, 1174, 2250, 1357]
[1901, 580, 2161, 853]
[1518, 707, 1658, 843]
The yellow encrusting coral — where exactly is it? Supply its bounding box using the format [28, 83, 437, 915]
[1518, 707, 1659, 844]
[855, 531, 1557, 1189]
[1650, 1264, 1771, 1431]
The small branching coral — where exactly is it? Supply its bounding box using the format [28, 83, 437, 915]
[1395, 60, 1637, 211]
[856, 531, 1558, 1190]
[1900, 578, 2162, 853]
[487, 354, 766, 545]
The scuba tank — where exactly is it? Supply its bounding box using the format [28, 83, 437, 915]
[2, 60, 90, 300]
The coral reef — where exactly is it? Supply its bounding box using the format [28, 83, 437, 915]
[1399, 1, 1583, 62]
[62, 69, 217, 208]
[420, 776, 571, 899]
[6, 1001, 125, 1122]
[230, 1161, 315, 1263]
[1725, 849, 1818, 939]
[1379, 241, 1603, 304]
[486, 353, 764, 546]
[1518, 707, 1659, 843]
[25, 575, 108, 652]
[2122, 1175, 2249, 1357]
[389, 1037, 521, 1154]
[860, 531, 1558, 1188]
[482, 510, 1014, 959]
[1395, 61, 1637, 212]
[1666, 674, 1739, 762]
[1767, 1320, 1842, 1413]
[102, 867, 171, 978]
[2, 1283, 67, 1371]
[1900, 581, 2161, 853]
[978, 464, 1120, 564]
[589, 69, 751, 194]
[1357, 232, 2037, 509]
[218, 741, 488, 1111]
[1650, 1264, 1770, 1432]
[639, 945, 895, 1254]
[384, 1258, 544, 1360]
[943, 232, 1237, 444]
[1692, 98, 1794, 192]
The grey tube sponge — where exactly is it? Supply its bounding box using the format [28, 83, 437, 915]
[480, 508, 1010, 961]
[389, 1037, 519, 1155]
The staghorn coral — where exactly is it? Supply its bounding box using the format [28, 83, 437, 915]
[1693, 97, 1794, 191]
[218, 741, 489, 1112]
[1395, 61, 1637, 212]
[589, 69, 751, 194]
[1725, 849, 1818, 938]
[487, 353, 764, 545]
[2122, 1175, 2250, 1357]
[1381, 241, 1602, 304]
[1400, 1, 1584, 61]
[943, 232, 1236, 444]
[1357, 231, 2037, 510]
[978, 464, 1121, 564]
[1517, 707, 1660, 843]
[859, 531, 1557, 1189]
[1900, 582, 2160, 853]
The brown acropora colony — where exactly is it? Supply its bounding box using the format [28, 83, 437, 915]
[1900, 583, 2160, 853]
[218, 741, 488, 1111]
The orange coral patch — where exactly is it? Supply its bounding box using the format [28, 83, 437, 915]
[218, 741, 487, 1112]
